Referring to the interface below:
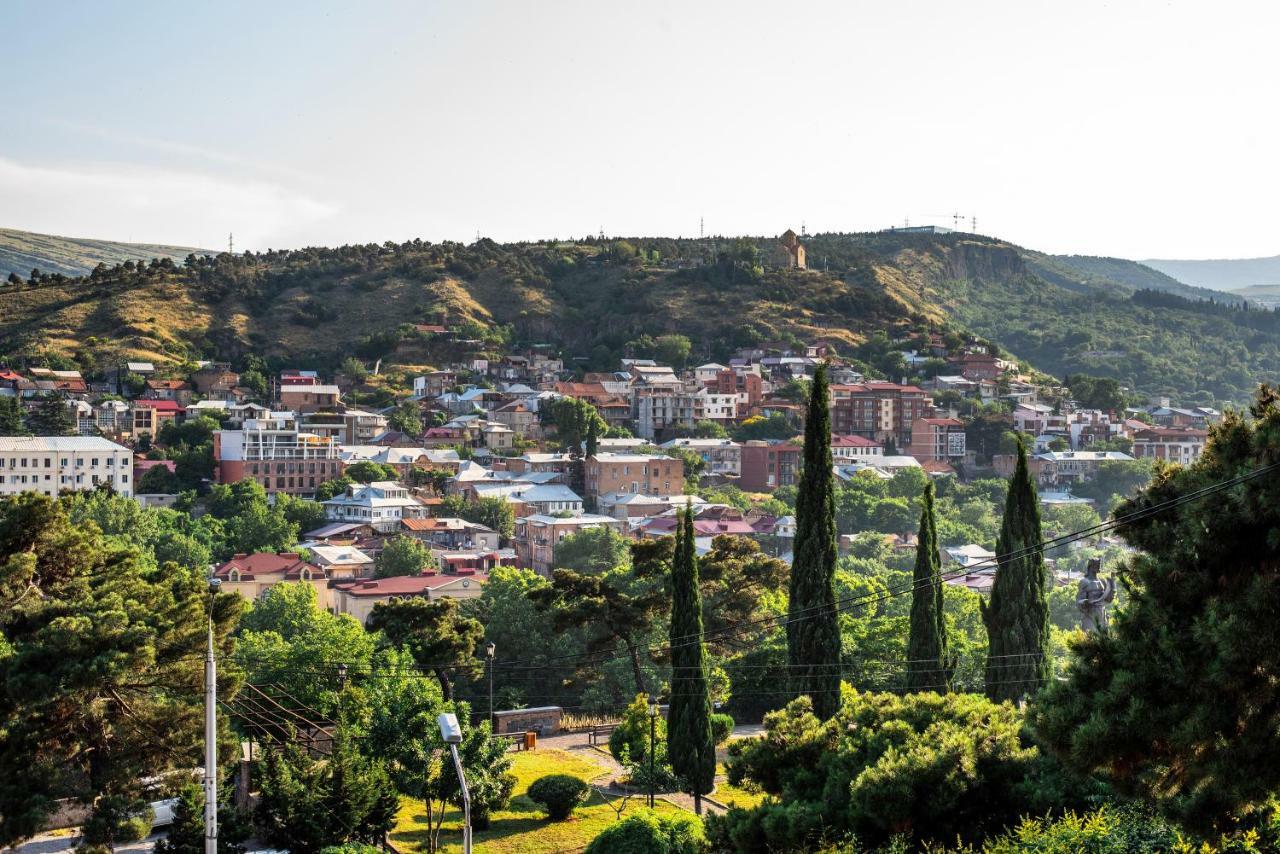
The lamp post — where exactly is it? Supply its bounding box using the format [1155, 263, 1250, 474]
[647, 699, 659, 809]
[438, 713, 471, 854]
[204, 578, 221, 854]
[485, 642, 496, 731]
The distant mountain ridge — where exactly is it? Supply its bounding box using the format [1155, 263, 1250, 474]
[1024, 253, 1241, 305]
[1141, 255, 1280, 292]
[0, 227, 207, 279]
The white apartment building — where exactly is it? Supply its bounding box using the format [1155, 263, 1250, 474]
[213, 413, 342, 497]
[0, 436, 134, 497]
[322, 480, 430, 533]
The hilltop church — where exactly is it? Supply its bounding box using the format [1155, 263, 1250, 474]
[771, 228, 807, 269]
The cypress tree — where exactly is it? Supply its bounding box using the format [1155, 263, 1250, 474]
[786, 363, 842, 719]
[585, 414, 598, 458]
[906, 480, 948, 692]
[980, 439, 1050, 702]
[667, 503, 715, 814]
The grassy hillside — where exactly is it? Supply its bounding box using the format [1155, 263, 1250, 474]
[1, 231, 1277, 406]
[1142, 254, 1280, 292]
[0, 227, 207, 279]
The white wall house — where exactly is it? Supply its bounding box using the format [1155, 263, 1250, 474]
[0, 436, 134, 497]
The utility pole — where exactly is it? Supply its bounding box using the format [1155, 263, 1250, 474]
[204, 579, 220, 854]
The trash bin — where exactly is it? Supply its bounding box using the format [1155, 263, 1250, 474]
[524, 730, 537, 751]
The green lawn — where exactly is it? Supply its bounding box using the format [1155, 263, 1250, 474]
[390, 748, 688, 853]
[713, 763, 767, 810]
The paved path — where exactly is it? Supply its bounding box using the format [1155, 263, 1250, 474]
[536, 724, 768, 817]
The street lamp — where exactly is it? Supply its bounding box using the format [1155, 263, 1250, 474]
[438, 713, 472, 854]
[647, 699, 659, 809]
[485, 642, 496, 731]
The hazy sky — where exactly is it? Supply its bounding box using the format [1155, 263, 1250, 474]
[3, 0, 1277, 259]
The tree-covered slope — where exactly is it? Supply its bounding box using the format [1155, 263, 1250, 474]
[0, 227, 207, 279]
[1, 231, 1277, 406]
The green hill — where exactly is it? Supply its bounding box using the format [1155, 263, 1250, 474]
[1, 230, 1276, 406]
[0, 227, 207, 279]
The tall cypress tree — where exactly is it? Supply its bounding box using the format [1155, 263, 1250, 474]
[980, 439, 1050, 702]
[585, 415, 598, 458]
[667, 503, 715, 814]
[786, 363, 841, 719]
[906, 480, 948, 692]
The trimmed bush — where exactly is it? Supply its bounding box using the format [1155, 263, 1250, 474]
[710, 712, 734, 745]
[609, 694, 666, 764]
[585, 810, 705, 854]
[527, 774, 590, 821]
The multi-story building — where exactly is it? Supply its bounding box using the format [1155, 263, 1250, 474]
[829, 382, 931, 445]
[584, 452, 685, 502]
[213, 413, 342, 497]
[321, 480, 430, 533]
[739, 441, 801, 492]
[993, 449, 1136, 486]
[909, 417, 967, 463]
[300, 408, 389, 444]
[132, 399, 184, 438]
[691, 386, 738, 425]
[632, 387, 696, 439]
[658, 438, 742, 477]
[277, 383, 341, 414]
[1132, 427, 1208, 465]
[514, 513, 628, 576]
[0, 436, 133, 497]
[831, 434, 884, 461]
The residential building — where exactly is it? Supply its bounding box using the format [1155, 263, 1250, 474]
[584, 452, 685, 502]
[213, 413, 342, 497]
[658, 438, 742, 477]
[829, 382, 931, 445]
[830, 434, 884, 462]
[597, 492, 707, 520]
[332, 571, 488, 625]
[212, 552, 332, 607]
[993, 449, 1135, 486]
[909, 417, 967, 463]
[1132, 427, 1208, 465]
[278, 383, 341, 413]
[0, 436, 133, 497]
[132, 399, 184, 437]
[322, 481, 430, 532]
[144, 379, 193, 404]
[401, 517, 500, 551]
[301, 409, 389, 445]
[308, 544, 375, 579]
[739, 441, 801, 492]
[191, 363, 240, 396]
[514, 513, 628, 575]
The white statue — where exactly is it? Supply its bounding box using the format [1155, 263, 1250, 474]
[1076, 558, 1115, 633]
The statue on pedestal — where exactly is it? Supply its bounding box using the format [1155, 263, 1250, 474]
[1076, 558, 1115, 633]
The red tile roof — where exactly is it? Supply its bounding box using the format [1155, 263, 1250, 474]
[831, 434, 882, 447]
[334, 572, 488, 597]
[213, 552, 320, 581]
[133, 399, 185, 412]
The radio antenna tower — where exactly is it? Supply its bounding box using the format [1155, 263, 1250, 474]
[700, 217, 704, 239]
[228, 233, 234, 254]
[953, 211, 963, 230]
[801, 220, 807, 237]
[971, 215, 978, 232]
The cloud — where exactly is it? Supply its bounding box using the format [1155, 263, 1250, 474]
[0, 156, 337, 250]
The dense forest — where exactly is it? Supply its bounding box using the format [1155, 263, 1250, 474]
[3, 229, 1279, 405]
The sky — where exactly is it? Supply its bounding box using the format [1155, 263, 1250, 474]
[2, 0, 1277, 259]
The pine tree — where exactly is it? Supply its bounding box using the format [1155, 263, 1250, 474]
[26, 392, 76, 436]
[666, 503, 715, 814]
[980, 439, 1050, 702]
[786, 363, 842, 719]
[0, 397, 25, 436]
[906, 481, 948, 692]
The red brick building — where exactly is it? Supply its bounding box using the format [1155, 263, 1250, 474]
[739, 441, 801, 492]
[829, 383, 931, 445]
